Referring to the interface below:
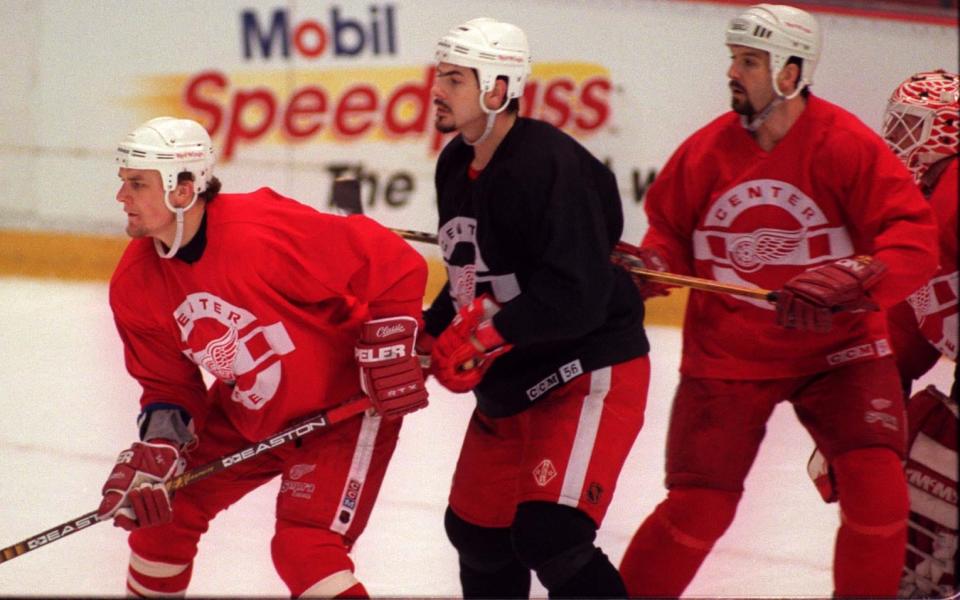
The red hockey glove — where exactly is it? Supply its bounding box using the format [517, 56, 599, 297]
[97, 440, 180, 531]
[775, 256, 886, 333]
[611, 242, 671, 299]
[431, 296, 513, 393]
[807, 447, 838, 503]
[355, 316, 429, 419]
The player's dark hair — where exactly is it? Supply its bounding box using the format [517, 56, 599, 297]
[469, 68, 521, 114]
[177, 171, 222, 203]
[787, 56, 811, 99]
[498, 75, 521, 113]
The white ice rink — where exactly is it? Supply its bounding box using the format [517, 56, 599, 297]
[0, 276, 953, 597]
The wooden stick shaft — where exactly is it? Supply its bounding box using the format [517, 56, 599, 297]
[388, 227, 776, 302]
[0, 396, 370, 565]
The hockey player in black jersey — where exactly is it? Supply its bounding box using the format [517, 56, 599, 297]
[421, 17, 652, 598]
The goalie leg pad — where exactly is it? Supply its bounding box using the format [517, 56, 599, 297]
[511, 501, 625, 597]
[832, 447, 909, 597]
[444, 506, 531, 598]
[620, 487, 741, 597]
[272, 519, 360, 598]
[902, 385, 958, 597]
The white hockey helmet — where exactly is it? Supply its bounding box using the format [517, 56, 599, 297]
[435, 17, 531, 113]
[726, 4, 821, 99]
[116, 117, 215, 194]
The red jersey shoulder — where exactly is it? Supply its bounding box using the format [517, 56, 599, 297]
[682, 111, 742, 154]
[110, 237, 158, 295]
[805, 96, 916, 186]
[806, 96, 886, 154]
[208, 188, 351, 248]
[930, 161, 957, 278]
[656, 111, 743, 184]
[213, 188, 327, 226]
[930, 160, 958, 236]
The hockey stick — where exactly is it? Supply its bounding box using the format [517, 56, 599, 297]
[0, 395, 371, 565]
[330, 178, 777, 303]
[393, 226, 776, 301]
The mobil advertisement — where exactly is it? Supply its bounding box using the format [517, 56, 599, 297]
[1, 0, 955, 242]
[118, 3, 620, 234]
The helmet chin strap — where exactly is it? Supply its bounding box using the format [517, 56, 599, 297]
[463, 112, 497, 146]
[741, 78, 805, 132]
[154, 189, 199, 259]
[463, 91, 510, 146]
[740, 95, 783, 132]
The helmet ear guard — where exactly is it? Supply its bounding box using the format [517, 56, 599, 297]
[726, 4, 821, 99]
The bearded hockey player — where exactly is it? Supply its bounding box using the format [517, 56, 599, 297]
[616, 4, 938, 597]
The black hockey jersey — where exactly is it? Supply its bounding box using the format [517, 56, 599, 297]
[424, 117, 649, 417]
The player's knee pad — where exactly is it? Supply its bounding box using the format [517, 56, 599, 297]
[657, 487, 741, 550]
[272, 519, 359, 598]
[444, 505, 518, 573]
[127, 519, 205, 597]
[510, 501, 601, 590]
[128, 491, 212, 560]
[833, 447, 909, 536]
[126, 550, 193, 597]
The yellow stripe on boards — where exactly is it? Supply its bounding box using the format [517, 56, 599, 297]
[0, 229, 687, 326]
[0, 229, 128, 281]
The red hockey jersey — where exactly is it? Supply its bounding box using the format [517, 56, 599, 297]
[110, 188, 427, 441]
[903, 161, 958, 362]
[642, 95, 938, 378]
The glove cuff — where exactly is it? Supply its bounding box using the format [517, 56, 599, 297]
[356, 316, 418, 369]
[614, 242, 670, 273]
[360, 316, 419, 343]
[838, 255, 886, 290]
[143, 438, 181, 450]
[139, 406, 195, 450]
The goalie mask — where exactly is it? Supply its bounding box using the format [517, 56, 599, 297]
[116, 117, 216, 258]
[726, 4, 821, 100]
[882, 69, 959, 184]
[435, 17, 531, 145]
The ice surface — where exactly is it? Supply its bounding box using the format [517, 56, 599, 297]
[0, 277, 952, 597]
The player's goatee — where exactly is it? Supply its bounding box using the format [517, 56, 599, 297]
[435, 118, 456, 133]
[731, 96, 754, 117]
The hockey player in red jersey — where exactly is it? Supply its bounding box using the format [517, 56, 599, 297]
[616, 5, 938, 597]
[423, 17, 651, 598]
[96, 117, 428, 597]
[810, 69, 958, 598]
